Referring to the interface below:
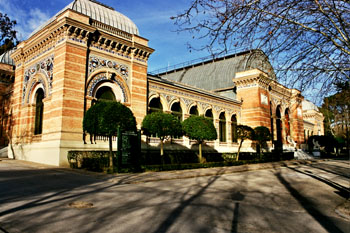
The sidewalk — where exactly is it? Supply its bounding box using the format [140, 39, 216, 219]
[0, 158, 316, 185]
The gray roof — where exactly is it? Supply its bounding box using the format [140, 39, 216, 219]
[29, 0, 139, 39]
[156, 50, 276, 91]
[0, 49, 15, 66]
[148, 75, 241, 104]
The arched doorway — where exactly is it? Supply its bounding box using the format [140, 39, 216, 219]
[96, 86, 116, 101]
[148, 97, 163, 113]
[205, 109, 213, 121]
[34, 89, 44, 135]
[219, 112, 226, 142]
[276, 106, 282, 147]
[189, 105, 199, 116]
[171, 102, 182, 121]
[285, 108, 291, 140]
[231, 115, 237, 143]
[270, 102, 274, 141]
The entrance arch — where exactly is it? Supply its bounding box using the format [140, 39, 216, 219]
[276, 106, 282, 147]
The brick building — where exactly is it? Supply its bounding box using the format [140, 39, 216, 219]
[0, 0, 323, 166]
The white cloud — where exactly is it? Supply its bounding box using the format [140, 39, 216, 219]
[28, 8, 50, 32]
[0, 1, 50, 41]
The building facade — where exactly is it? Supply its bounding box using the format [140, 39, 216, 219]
[0, 0, 323, 166]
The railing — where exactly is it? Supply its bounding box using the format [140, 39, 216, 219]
[94, 135, 117, 142]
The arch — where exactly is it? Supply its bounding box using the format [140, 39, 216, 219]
[87, 71, 130, 104]
[276, 105, 282, 146]
[25, 74, 49, 105]
[284, 108, 291, 138]
[270, 101, 274, 141]
[96, 86, 116, 101]
[205, 108, 213, 121]
[219, 112, 226, 142]
[171, 101, 183, 121]
[231, 114, 237, 143]
[34, 88, 44, 135]
[189, 105, 199, 116]
[148, 97, 163, 113]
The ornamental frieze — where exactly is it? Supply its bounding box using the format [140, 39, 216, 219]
[22, 55, 54, 104]
[88, 56, 129, 81]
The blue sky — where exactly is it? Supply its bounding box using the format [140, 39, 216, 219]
[0, 0, 325, 103]
[0, 0, 213, 72]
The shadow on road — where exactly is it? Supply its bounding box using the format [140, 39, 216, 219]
[275, 170, 344, 233]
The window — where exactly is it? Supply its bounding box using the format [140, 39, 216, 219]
[189, 106, 199, 116]
[96, 86, 116, 101]
[34, 89, 44, 135]
[231, 115, 237, 143]
[219, 112, 226, 142]
[148, 97, 163, 114]
[171, 102, 182, 121]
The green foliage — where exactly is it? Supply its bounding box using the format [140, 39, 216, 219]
[182, 115, 217, 142]
[99, 101, 137, 135]
[236, 125, 254, 161]
[237, 125, 254, 141]
[83, 101, 136, 137]
[142, 111, 183, 140]
[253, 126, 271, 155]
[0, 13, 17, 47]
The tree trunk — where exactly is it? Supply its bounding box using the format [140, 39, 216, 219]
[237, 139, 244, 161]
[160, 139, 164, 164]
[199, 142, 202, 163]
[109, 135, 113, 169]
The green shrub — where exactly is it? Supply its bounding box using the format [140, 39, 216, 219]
[182, 115, 217, 162]
[142, 112, 182, 157]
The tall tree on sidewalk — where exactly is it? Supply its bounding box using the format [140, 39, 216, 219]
[171, 0, 350, 94]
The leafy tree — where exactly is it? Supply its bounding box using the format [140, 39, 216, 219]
[83, 101, 137, 169]
[253, 126, 271, 156]
[0, 13, 17, 53]
[236, 125, 254, 161]
[320, 82, 350, 155]
[172, 1, 350, 94]
[182, 115, 217, 163]
[142, 111, 182, 159]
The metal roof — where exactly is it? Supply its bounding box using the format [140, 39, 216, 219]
[29, 0, 139, 39]
[155, 50, 276, 91]
[0, 49, 15, 66]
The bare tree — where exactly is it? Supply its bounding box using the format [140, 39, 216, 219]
[171, 0, 350, 95]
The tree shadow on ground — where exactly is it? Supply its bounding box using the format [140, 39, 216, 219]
[275, 169, 344, 233]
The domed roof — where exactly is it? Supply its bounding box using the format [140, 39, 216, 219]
[0, 49, 15, 66]
[302, 100, 319, 111]
[29, 0, 139, 38]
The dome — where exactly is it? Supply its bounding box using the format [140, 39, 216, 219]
[29, 0, 139, 38]
[302, 100, 319, 111]
[0, 49, 15, 66]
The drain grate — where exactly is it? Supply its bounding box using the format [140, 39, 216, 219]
[68, 201, 93, 209]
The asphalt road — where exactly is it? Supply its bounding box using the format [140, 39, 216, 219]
[0, 159, 349, 233]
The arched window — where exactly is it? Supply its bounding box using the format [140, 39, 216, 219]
[96, 86, 116, 101]
[219, 112, 226, 142]
[231, 115, 237, 143]
[285, 108, 290, 137]
[148, 97, 163, 114]
[205, 109, 213, 121]
[171, 102, 182, 121]
[34, 89, 44, 135]
[276, 106, 282, 144]
[189, 105, 199, 116]
[270, 102, 274, 141]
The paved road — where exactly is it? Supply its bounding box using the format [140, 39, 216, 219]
[0, 159, 349, 233]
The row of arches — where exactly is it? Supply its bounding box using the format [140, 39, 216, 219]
[270, 103, 292, 146]
[149, 97, 238, 143]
